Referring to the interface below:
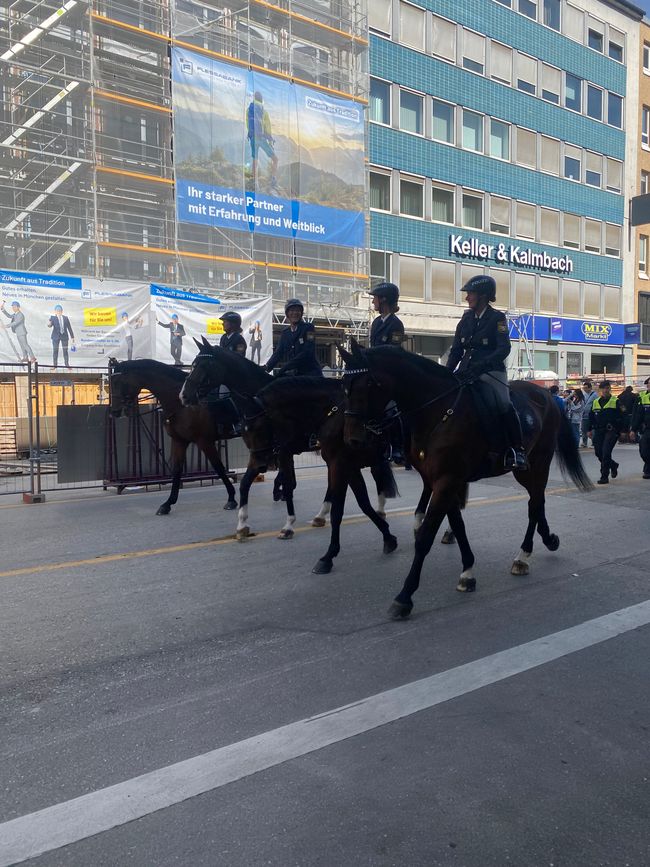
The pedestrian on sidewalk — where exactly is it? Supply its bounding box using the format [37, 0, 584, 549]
[565, 388, 585, 447]
[631, 376, 650, 479]
[580, 379, 597, 447]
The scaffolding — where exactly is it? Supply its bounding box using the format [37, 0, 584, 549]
[0, 1, 369, 328]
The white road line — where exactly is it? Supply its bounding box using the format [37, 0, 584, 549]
[1, 600, 649, 865]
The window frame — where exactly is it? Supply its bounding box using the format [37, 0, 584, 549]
[432, 99, 455, 145]
[369, 169, 392, 213]
[369, 77, 391, 126]
[399, 174, 425, 219]
[399, 88, 424, 136]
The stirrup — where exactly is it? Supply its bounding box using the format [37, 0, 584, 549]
[504, 447, 528, 470]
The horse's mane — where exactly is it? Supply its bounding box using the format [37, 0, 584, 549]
[113, 359, 186, 383]
[258, 376, 340, 402]
[360, 346, 456, 383]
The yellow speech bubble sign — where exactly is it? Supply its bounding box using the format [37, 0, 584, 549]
[84, 307, 117, 327]
[206, 318, 224, 335]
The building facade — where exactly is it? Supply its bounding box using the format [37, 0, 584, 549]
[368, 0, 643, 378]
[636, 18, 650, 379]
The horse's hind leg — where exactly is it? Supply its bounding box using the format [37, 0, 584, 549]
[273, 470, 284, 502]
[277, 454, 297, 539]
[511, 456, 556, 575]
[312, 470, 347, 574]
[413, 483, 430, 538]
[311, 483, 332, 527]
[156, 440, 186, 515]
[447, 506, 476, 592]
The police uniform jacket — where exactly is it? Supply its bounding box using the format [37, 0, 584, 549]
[446, 305, 510, 375]
[265, 320, 322, 376]
[220, 331, 247, 355]
[588, 395, 624, 433]
[631, 390, 650, 432]
[369, 313, 405, 348]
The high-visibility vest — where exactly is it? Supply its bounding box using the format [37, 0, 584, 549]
[639, 391, 650, 406]
[592, 396, 618, 412]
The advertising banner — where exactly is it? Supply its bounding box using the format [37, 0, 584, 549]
[508, 314, 640, 347]
[0, 270, 149, 366]
[172, 48, 365, 248]
[151, 284, 273, 367]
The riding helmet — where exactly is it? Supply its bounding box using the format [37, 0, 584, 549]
[219, 311, 242, 329]
[369, 282, 400, 305]
[284, 298, 304, 314]
[462, 274, 496, 303]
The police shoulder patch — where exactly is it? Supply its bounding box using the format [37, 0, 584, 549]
[306, 331, 315, 341]
[390, 332, 402, 344]
[497, 320, 508, 333]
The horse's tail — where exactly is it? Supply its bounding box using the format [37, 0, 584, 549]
[555, 410, 594, 492]
[372, 459, 400, 500]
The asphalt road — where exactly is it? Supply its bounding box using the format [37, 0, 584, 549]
[1, 444, 649, 866]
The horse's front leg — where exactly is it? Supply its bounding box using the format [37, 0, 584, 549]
[198, 437, 237, 510]
[390, 477, 456, 619]
[156, 439, 187, 515]
[277, 453, 297, 540]
[447, 505, 476, 592]
[236, 460, 265, 540]
[348, 466, 397, 554]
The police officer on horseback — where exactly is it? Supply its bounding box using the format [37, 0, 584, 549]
[264, 298, 322, 377]
[219, 311, 247, 355]
[368, 282, 405, 348]
[446, 274, 528, 471]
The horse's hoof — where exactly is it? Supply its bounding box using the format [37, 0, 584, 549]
[383, 534, 398, 555]
[311, 516, 327, 528]
[223, 499, 238, 511]
[156, 505, 170, 516]
[278, 528, 294, 540]
[511, 560, 529, 576]
[545, 534, 560, 552]
[441, 531, 456, 545]
[236, 526, 251, 542]
[388, 600, 413, 620]
[456, 577, 477, 592]
[312, 559, 332, 574]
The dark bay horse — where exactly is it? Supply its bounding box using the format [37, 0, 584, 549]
[341, 342, 592, 618]
[109, 359, 238, 514]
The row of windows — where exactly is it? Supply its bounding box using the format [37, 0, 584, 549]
[369, 252, 621, 320]
[491, 0, 625, 61]
[369, 171, 623, 258]
[369, 2, 625, 130]
[370, 82, 624, 194]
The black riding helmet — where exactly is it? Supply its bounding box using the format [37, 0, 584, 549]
[369, 282, 399, 306]
[463, 274, 496, 303]
[219, 311, 242, 329]
[284, 298, 304, 315]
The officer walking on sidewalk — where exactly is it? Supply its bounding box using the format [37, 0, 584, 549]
[588, 380, 624, 484]
[631, 376, 650, 479]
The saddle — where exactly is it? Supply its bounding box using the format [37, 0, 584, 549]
[203, 391, 241, 438]
[466, 382, 533, 480]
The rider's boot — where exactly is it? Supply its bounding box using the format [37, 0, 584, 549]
[503, 404, 529, 470]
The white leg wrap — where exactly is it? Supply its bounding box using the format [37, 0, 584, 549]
[281, 514, 296, 532]
[313, 501, 331, 521]
[460, 567, 473, 580]
[237, 506, 248, 532]
[516, 549, 531, 562]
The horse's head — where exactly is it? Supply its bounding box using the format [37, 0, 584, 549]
[340, 339, 393, 448]
[108, 360, 140, 418]
[180, 337, 223, 406]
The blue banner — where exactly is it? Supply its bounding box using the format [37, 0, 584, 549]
[509, 315, 640, 346]
[0, 269, 81, 290]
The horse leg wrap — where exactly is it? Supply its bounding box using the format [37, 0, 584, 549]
[311, 501, 331, 528]
[278, 514, 296, 540]
[511, 549, 531, 576]
[457, 567, 476, 593]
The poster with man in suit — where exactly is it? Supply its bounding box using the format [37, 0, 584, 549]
[47, 303, 75, 368]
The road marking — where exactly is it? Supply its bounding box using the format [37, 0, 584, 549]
[1, 599, 648, 866]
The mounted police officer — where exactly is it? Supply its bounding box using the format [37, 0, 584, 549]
[368, 282, 405, 348]
[264, 298, 322, 377]
[446, 274, 528, 471]
[631, 376, 650, 479]
[588, 380, 623, 484]
[219, 311, 247, 355]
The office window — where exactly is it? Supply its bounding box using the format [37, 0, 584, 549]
[587, 85, 603, 121]
[491, 42, 512, 84]
[462, 30, 485, 74]
[462, 110, 483, 152]
[369, 78, 390, 125]
[540, 209, 559, 245]
[399, 90, 423, 134]
[490, 196, 510, 234]
[605, 224, 621, 257]
[639, 235, 648, 274]
[565, 73, 582, 112]
[515, 273, 535, 310]
[606, 158, 622, 193]
[430, 259, 455, 303]
[369, 172, 391, 211]
[516, 53, 537, 95]
[563, 214, 580, 249]
[564, 145, 581, 181]
[563, 280, 580, 316]
[585, 219, 601, 253]
[399, 255, 425, 298]
[369, 0, 392, 35]
[640, 293, 650, 345]
[400, 177, 423, 217]
[608, 29, 624, 62]
[540, 276, 559, 313]
[431, 15, 456, 63]
[541, 64, 561, 103]
[516, 129, 537, 168]
[519, 0, 537, 21]
[543, 0, 560, 30]
[644, 43, 650, 74]
[495, 0, 511, 6]
[370, 250, 391, 283]
[642, 171, 649, 195]
[400, 2, 425, 50]
[643, 107, 650, 147]
[462, 192, 483, 229]
[585, 152, 602, 188]
[516, 202, 536, 240]
[432, 184, 454, 224]
[432, 100, 454, 144]
[584, 283, 600, 318]
[603, 286, 620, 321]
[563, 4, 583, 41]
[490, 119, 510, 160]
[493, 269, 511, 308]
[588, 28, 603, 53]
[540, 136, 560, 175]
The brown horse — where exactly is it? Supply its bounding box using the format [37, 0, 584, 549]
[341, 341, 592, 618]
[109, 359, 238, 514]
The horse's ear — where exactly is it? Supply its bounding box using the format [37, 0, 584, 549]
[349, 336, 364, 363]
[337, 344, 354, 367]
[201, 335, 211, 348]
[193, 337, 203, 351]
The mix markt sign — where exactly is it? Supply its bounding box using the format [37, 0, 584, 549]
[512, 315, 640, 346]
[449, 234, 574, 274]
